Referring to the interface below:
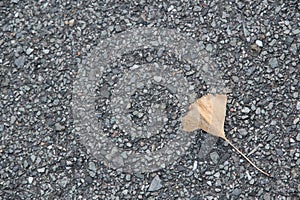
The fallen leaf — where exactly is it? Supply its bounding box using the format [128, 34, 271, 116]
[182, 94, 270, 176]
[182, 94, 227, 139]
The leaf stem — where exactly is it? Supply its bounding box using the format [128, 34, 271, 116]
[223, 137, 270, 177]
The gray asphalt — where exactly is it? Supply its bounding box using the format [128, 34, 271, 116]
[0, 0, 299, 199]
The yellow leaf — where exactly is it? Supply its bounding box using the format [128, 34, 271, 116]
[182, 94, 227, 139]
[182, 94, 270, 176]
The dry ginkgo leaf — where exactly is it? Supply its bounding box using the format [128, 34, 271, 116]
[182, 94, 270, 176]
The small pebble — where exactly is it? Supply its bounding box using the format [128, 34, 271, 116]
[55, 123, 65, 131]
[69, 19, 75, 26]
[296, 133, 300, 142]
[14, 56, 25, 67]
[242, 107, 251, 114]
[37, 167, 45, 173]
[26, 48, 34, 55]
[232, 188, 241, 196]
[153, 76, 162, 82]
[210, 152, 219, 164]
[296, 102, 300, 110]
[148, 175, 162, 192]
[269, 57, 278, 68]
[255, 40, 263, 47]
[28, 177, 34, 184]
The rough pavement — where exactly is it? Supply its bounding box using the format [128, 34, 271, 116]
[0, 0, 299, 199]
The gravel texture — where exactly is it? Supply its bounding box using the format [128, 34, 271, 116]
[0, 0, 299, 199]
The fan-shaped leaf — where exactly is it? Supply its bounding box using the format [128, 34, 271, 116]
[182, 94, 270, 176]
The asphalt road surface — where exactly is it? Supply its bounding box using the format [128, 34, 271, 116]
[0, 0, 299, 199]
